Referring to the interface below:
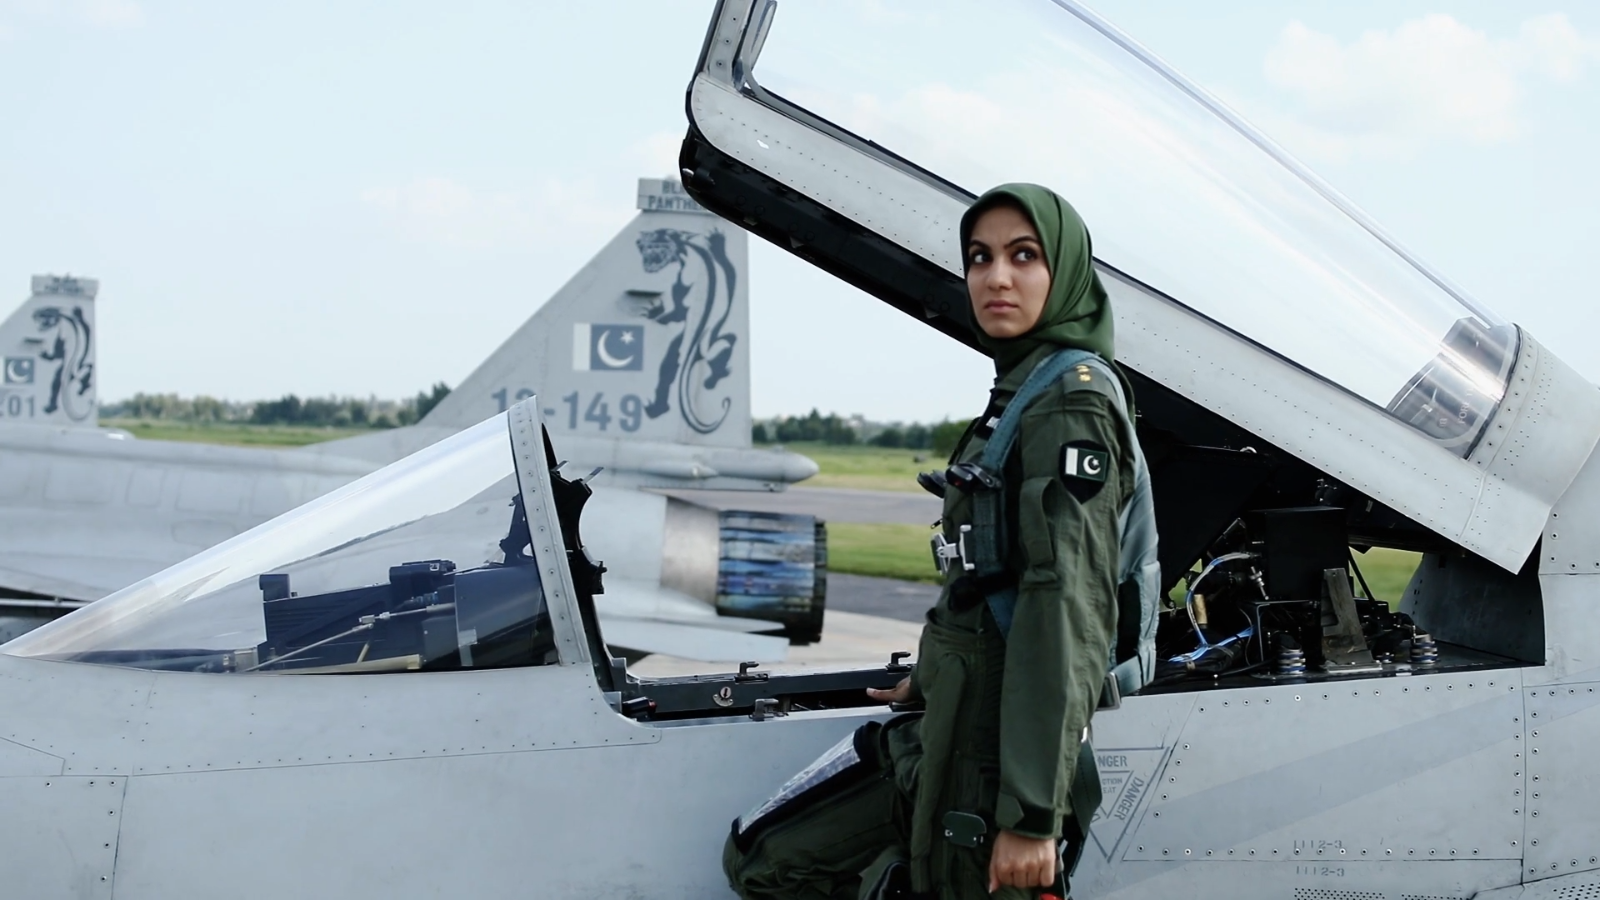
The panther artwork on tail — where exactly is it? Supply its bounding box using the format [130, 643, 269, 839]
[0, 275, 99, 428]
[34, 305, 94, 422]
[635, 227, 738, 436]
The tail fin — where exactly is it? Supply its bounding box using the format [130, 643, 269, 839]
[0, 275, 99, 428]
[421, 179, 751, 447]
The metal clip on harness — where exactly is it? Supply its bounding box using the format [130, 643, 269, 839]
[930, 524, 975, 577]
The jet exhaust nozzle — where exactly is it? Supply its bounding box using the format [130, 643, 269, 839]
[716, 511, 827, 645]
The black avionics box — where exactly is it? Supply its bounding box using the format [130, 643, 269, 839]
[1246, 506, 1347, 602]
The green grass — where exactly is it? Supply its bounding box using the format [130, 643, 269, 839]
[827, 520, 1424, 606]
[828, 522, 942, 583]
[104, 418, 371, 448]
[776, 442, 933, 493]
[1355, 547, 1421, 608]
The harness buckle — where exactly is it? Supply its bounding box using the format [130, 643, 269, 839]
[930, 524, 976, 576]
[945, 461, 1001, 493]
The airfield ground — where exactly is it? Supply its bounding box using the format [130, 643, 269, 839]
[105, 418, 370, 447]
[106, 421, 1421, 605]
[773, 442, 934, 493]
[632, 600, 927, 678]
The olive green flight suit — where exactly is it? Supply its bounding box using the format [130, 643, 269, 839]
[723, 349, 1133, 900]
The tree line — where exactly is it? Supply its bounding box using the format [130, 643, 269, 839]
[753, 410, 969, 455]
[104, 383, 452, 429]
[107, 389, 973, 454]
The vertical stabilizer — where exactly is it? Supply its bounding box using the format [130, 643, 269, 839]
[421, 179, 751, 447]
[0, 275, 99, 428]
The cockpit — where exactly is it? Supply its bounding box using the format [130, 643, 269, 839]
[2, 415, 567, 675]
[1, 402, 910, 720]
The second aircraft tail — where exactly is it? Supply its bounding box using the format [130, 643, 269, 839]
[0, 275, 99, 428]
[420, 179, 752, 448]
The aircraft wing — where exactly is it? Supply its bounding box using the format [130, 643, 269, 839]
[0, 502, 263, 604]
[0, 560, 106, 603]
[598, 579, 785, 633]
[0, 509, 187, 598]
[597, 579, 789, 662]
[599, 618, 787, 663]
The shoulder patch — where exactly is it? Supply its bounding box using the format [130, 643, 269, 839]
[1060, 440, 1110, 501]
[1061, 440, 1109, 484]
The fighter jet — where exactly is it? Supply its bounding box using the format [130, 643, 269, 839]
[0, 1, 1592, 897]
[0, 179, 823, 661]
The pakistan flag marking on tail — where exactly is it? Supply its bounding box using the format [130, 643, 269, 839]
[3, 357, 34, 385]
[573, 324, 645, 371]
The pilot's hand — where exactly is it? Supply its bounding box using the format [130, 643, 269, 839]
[988, 829, 1057, 893]
[866, 676, 911, 704]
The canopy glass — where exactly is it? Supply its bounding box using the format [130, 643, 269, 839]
[4, 415, 562, 673]
[748, 0, 1515, 452]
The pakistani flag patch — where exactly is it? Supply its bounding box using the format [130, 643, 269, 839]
[1061, 441, 1109, 484]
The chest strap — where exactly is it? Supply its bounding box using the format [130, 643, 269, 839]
[968, 348, 1105, 636]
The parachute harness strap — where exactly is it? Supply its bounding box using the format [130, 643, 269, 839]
[970, 348, 1103, 637]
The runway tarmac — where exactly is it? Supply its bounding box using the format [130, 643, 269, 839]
[654, 485, 940, 525]
[629, 574, 936, 679]
[826, 573, 938, 623]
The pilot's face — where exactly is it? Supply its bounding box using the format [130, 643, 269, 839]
[965, 204, 1050, 340]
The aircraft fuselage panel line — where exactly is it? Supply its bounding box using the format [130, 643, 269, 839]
[0, 774, 123, 898]
[0, 646, 1574, 897]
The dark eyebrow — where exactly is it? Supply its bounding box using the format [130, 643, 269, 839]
[967, 235, 1039, 254]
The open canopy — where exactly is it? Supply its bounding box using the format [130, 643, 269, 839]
[744, 0, 1514, 453]
[682, 0, 1600, 571]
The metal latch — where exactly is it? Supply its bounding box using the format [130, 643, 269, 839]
[1097, 671, 1121, 711]
[931, 524, 975, 576]
[750, 698, 787, 722]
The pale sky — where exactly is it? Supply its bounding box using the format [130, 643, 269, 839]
[0, 1, 1595, 423]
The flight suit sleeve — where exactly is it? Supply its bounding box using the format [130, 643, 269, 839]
[994, 384, 1129, 840]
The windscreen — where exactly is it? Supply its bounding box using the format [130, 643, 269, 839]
[5, 415, 561, 673]
[747, 0, 1515, 453]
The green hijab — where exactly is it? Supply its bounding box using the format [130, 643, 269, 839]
[959, 183, 1114, 390]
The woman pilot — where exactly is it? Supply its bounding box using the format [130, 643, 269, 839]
[723, 184, 1157, 900]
